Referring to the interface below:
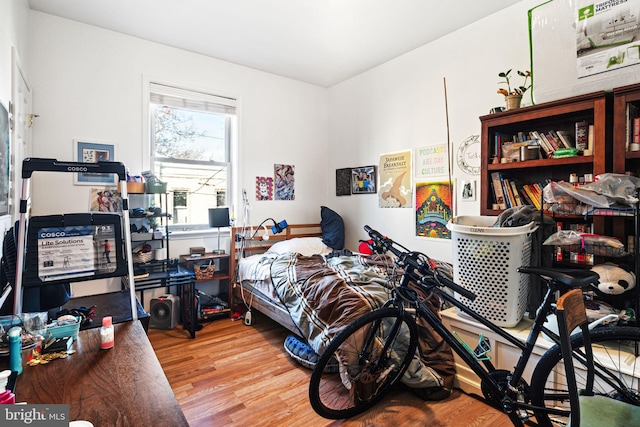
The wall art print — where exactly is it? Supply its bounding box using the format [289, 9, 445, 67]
[89, 187, 122, 212]
[74, 140, 116, 185]
[414, 144, 449, 180]
[336, 168, 351, 196]
[415, 181, 453, 239]
[256, 176, 274, 200]
[379, 150, 411, 208]
[0, 102, 9, 215]
[351, 165, 376, 194]
[274, 164, 295, 200]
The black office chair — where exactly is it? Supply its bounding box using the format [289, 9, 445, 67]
[556, 289, 640, 426]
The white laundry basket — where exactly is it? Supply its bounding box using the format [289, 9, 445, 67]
[446, 216, 538, 327]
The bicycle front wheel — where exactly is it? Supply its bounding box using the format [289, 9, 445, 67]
[308, 307, 418, 419]
[530, 326, 640, 427]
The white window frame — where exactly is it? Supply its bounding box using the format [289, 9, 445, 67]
[144, 80, 238, 234]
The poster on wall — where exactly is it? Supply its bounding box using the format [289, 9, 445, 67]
[415, 181, 453, 239]
[576, 1, 640, 78]
[414, 144, 449, 180]
[0, 102, 9, 216]
[378, 151, 412, 208]
[89, 187, 122, 212]
[336, 168, 351, 196]
[274, 164, 295, 200]
[256, 176, 274, 200]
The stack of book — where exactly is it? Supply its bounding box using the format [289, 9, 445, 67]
[491, 171, 546, 210]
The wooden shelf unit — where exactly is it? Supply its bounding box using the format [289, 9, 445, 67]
[480, 91, 611, 219]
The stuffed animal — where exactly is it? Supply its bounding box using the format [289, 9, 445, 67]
[589, 262, 636, 309]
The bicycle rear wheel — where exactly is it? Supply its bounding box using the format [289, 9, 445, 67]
[530, 326, 640, 427]
[308, 307, 418, 419]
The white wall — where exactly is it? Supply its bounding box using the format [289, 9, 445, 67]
[27, 11, 329, 298]
[15, 1, 547, 301]
[28, 11, 329, 228]
[328, 0, 538, 263]
[0, 0, 30, 257]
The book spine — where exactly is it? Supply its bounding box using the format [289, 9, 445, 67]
[502, 178, 513, 208]
[545, 131, 560, 151]
[490, 172, 506, 210]
[634, 117, 640, 143]
[575, 120, 588, 152]
[531, 130, 551, 157]
[518, 187, 534, 207]
[509, 180, 523, 206]
[539, 132, 555, 154]
[556, 130, 574, 148]
[523, 184, 541, 210]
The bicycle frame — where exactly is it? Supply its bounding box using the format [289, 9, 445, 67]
[391, 263, 564, 426]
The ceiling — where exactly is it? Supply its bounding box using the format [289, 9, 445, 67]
[28, 0, 521, 87]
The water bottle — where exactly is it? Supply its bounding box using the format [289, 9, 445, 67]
[8, 327, 23, 375]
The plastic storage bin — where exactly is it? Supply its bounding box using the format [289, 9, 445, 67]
[446, 216, 537, 327]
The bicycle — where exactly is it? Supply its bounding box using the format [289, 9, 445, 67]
[308, 225, 640, 426]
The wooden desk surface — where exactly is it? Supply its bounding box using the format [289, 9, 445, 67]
[2, 321, 187, 426]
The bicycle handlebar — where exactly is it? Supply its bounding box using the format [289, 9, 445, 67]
[364, 225, 476, 301]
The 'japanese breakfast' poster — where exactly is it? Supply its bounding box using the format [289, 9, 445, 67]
[378, 150, 412, 208]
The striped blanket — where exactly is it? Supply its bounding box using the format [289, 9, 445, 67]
[270, 253, 454, 390]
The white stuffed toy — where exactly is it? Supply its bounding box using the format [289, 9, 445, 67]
[590, 262, 636, 309]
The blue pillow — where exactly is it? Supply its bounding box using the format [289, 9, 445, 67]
[321, 206, 345, 250]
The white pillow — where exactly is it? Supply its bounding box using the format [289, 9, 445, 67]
[267, 237, 332, 256]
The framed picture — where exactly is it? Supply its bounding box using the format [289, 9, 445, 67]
[0, 101, 9, 215]
[351, 165, 376, 194]
[336, 168, 351, 196]
[73, 140, 116, 185]
[460, 180, 476, 202]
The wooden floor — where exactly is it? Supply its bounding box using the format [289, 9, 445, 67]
[148, 311, 511, 426]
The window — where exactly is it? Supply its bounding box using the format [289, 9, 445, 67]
[149, 83, 236, 230]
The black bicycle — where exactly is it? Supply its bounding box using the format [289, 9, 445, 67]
[308, 225, 640, 426]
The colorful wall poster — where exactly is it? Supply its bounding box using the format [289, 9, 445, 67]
[274, 164, 295, 200]
[415, 181, 453, 239]
[415, 144, 449, 180]
[378, 150, 412, 208]
[256, 176, 274, 200]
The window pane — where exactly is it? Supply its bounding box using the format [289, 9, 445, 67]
[150, 93, 233, 229]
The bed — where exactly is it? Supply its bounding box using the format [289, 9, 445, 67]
[229, 222, 326, 333]
[229, 217, 456, 393]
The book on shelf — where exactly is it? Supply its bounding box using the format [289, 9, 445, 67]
[628, 103, 640, 149]
[539, 132, 557, 154]
[493, 132, 511, 161]
[522, 184, 541, 210]
[501, 179, 513, 208]
[509, 180, 523, 207]
[518, 186, 535, 207]
[546, 130, 562, 151]
[529, 130, 552, 158]
[556, 130, 574, 148]
[575, 120, 589, 152]
[490, 171, 507, 210]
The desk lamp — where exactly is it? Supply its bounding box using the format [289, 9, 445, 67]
[209, 207, 230, 254]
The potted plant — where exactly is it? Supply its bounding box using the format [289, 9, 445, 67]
[497, 69, 531, 110]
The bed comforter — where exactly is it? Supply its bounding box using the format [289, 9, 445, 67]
[270, 252, 455, 391]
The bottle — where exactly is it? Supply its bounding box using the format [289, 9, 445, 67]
[8, 327, 23, 375]
[100, 316, 114, 350]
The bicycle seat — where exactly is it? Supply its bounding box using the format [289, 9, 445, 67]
[517, 266, 599, 289]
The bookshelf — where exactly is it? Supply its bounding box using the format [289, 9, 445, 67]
[480, 91, 611, 222]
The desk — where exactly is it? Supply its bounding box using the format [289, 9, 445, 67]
[1, 321, 187, 426]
